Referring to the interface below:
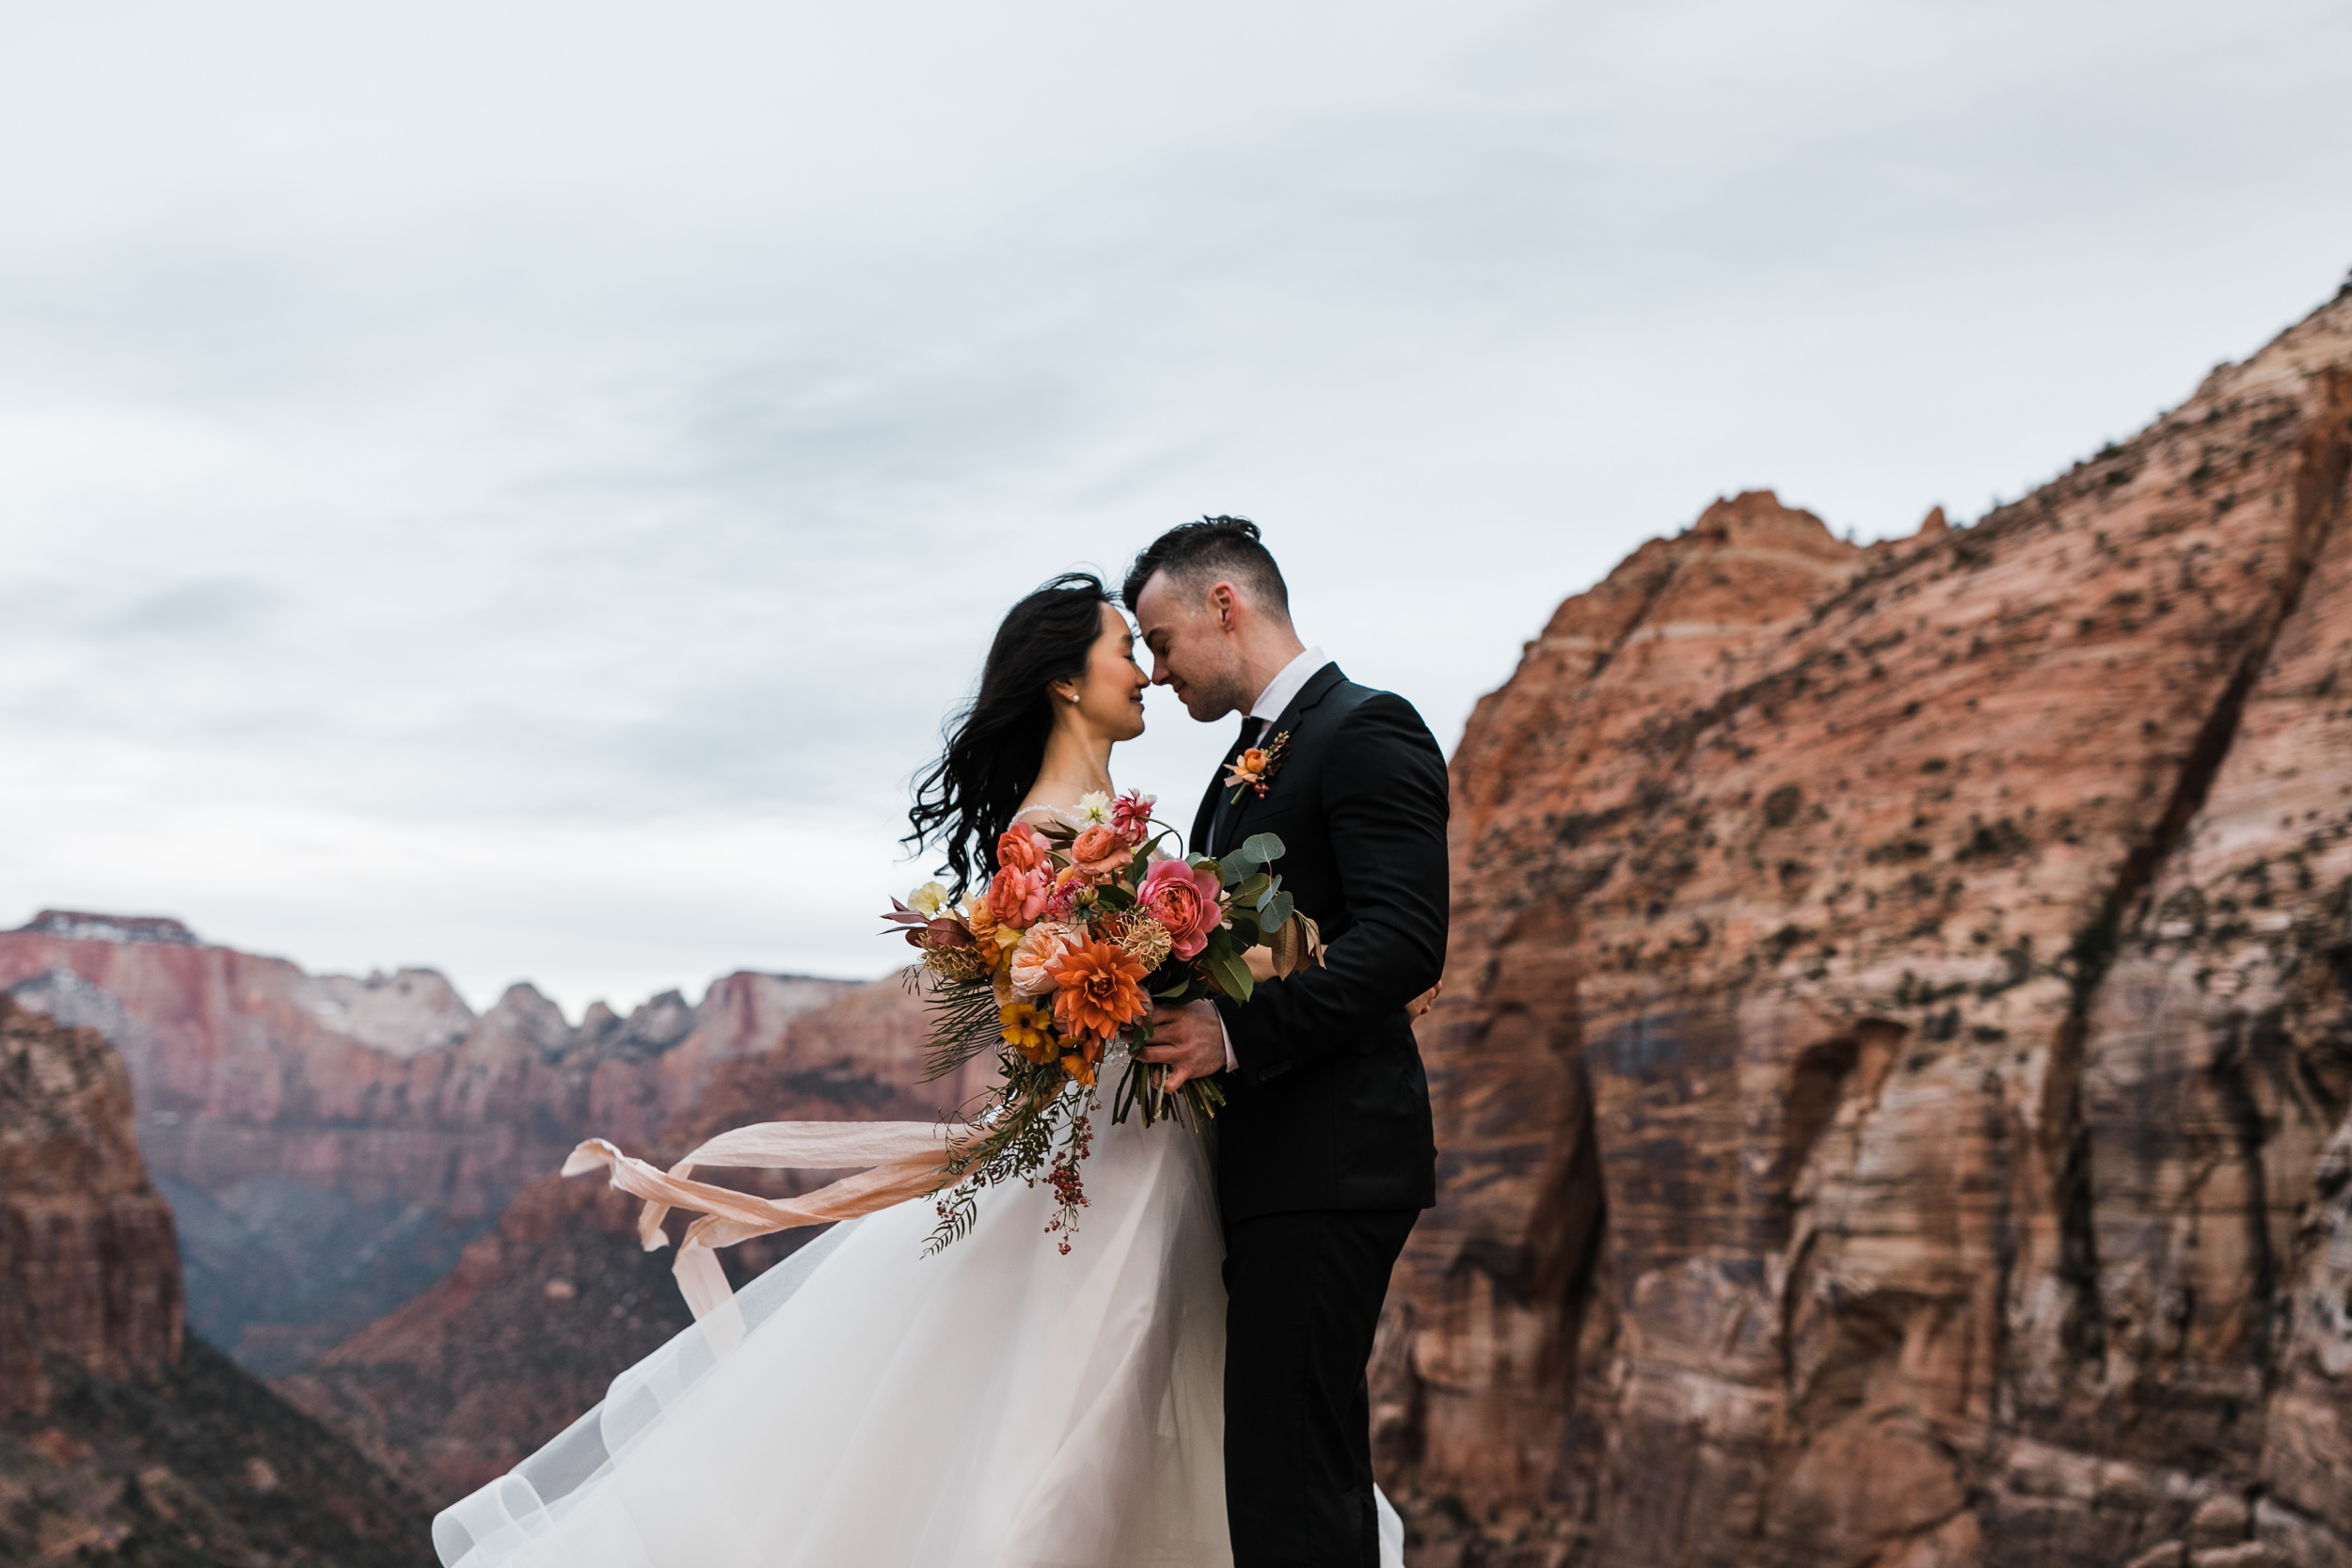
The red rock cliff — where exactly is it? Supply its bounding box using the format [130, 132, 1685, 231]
[1383, 291, 2352, 1566]
[0, 995, 182, 1417]
[0, 995, 430, 1564]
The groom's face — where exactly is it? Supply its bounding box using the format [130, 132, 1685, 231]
[1132, 572, 1253, 722]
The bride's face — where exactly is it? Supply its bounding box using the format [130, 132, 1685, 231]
[1056, 602, 1150, 743]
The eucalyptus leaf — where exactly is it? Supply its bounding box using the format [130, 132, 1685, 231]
[1232, 872, 1271, 901]
[1240, 832, 1286, 865]
[1260, 891, 1295, 932]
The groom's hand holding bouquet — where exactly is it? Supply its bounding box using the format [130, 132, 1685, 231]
[882, 786, 1321, 1251]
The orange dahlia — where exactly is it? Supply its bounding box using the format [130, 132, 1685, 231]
[1045, 937, 1151, 1040]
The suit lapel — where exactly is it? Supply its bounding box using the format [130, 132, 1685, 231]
[1192, 728, 1249, 856]
[1189, 774, 1222, 859]
[1213, 662, 1343, 857]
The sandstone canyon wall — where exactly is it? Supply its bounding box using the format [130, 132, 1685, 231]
[0, 914, 862, 1370]
[1380, 289, 2352, 1567]
[0, 995, 429, 1563]
[1, 994, 182, 1419]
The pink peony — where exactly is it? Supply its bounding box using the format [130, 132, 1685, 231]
[996, 822, 1049, 875]
[1136, 857, 1223, 960]
[985, 865, 1049, 928]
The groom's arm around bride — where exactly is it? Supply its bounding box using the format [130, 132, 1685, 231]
[1128, 516, 1445, 1568]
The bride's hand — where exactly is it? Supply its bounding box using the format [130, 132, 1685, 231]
[1405, 979, 1442, 1022]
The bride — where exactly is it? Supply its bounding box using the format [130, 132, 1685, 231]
[431, 573, 1406, 1568]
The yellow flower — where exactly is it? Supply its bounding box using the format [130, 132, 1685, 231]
[1000, 1003, 1057, 1063]
[907, 881, 953, 918]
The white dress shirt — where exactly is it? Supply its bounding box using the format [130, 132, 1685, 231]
[1245, 645, 1325, 731]
[1216, 645, 1325, 1071]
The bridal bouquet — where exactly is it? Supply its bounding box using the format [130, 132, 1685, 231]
[883, 789, 1321, 1252]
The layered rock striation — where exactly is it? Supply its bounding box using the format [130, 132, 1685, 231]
[0, 919, 860, 1370]
[1382, 291, 2352, 1565]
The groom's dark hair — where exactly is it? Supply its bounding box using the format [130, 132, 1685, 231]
[1120, 515, 1291, 620]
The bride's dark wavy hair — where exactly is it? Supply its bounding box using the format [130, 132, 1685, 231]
[906, 572, 1115, 895]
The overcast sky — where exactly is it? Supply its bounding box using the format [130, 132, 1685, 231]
[2, 1, 2347, 1016]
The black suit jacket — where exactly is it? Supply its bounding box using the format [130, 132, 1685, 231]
[1192, 662, 1445, 1223]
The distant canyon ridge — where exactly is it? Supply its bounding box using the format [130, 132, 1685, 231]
[0, 912, 900, 1372]
[0, 910, 991, 1500]
[7, 283, 2352, 1564]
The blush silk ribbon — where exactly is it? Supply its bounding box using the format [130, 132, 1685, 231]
[561, 1120, 963, 1344]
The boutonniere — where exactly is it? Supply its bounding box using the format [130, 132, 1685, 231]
[1223, 730, 1290, 805]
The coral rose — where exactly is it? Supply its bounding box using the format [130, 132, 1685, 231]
[996, 822, 1048, 875]
[965, 897, 999, 942]
[1046, 938, 1151, 1040]
[1136, 857, 1223, 960]
[1068, 824, 1133, 879]
[985, 865, 1049, 928]
[1009, 922, 1079, 996]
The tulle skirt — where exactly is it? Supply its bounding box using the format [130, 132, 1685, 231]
[433, 1113, 1403, 1568]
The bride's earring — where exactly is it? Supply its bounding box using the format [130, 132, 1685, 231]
[1066, 692, 1079, 704]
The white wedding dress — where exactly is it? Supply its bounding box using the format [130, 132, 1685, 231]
[432, 1095, 1406, 1568]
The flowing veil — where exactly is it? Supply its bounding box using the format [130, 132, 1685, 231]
[433, 1219, 866, 1564]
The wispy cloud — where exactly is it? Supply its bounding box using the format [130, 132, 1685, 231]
[1, 0, 2346, 1011]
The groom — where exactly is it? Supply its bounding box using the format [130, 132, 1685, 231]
[1129, 517, 1446, 1568]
